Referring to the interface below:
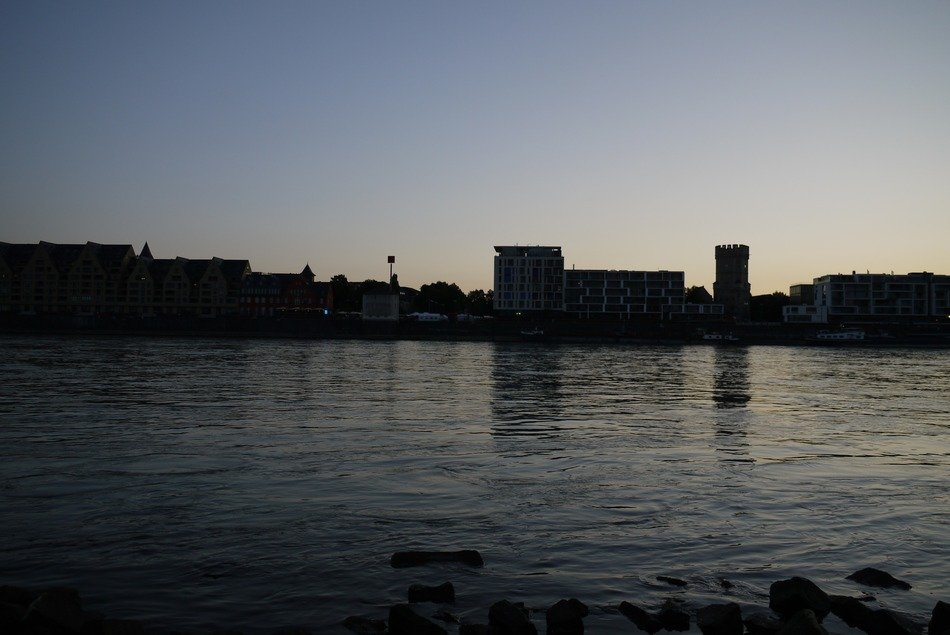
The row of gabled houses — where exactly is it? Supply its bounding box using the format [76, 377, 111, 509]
[0, 241, 332, 317]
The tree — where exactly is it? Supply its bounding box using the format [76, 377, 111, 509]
[466, 289, 494, 316]
[415, 281, 466, 313]
[685, 285, 713, 304]
[750, 291, 790, 322]
[331, 274, 350, 311]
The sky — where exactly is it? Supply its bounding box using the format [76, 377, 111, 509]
[2, 1, 949, 294]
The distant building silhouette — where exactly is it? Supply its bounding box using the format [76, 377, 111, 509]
[564, 269, 686, 319]
[239, 264, 332, 317]
[0, 241, 342, 319]
[493, 244, 722, 321]
[714, 244, 750, 322]
[783, 271, 950, 324]
[493, 246, 564, 313]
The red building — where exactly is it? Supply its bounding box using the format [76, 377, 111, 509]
[240, 264, 333, 316]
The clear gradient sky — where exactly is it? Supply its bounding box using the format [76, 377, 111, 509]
[2, 1, 948, 294]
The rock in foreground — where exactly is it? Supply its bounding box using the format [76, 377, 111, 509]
[489, 600, 537, 635]
[546, 598, 588, 635]
[390, 550, 484, 568]
[846, 567, 912, 590]
[388, 603, 447, 635]
[769, 577, 831, 620]
[697, 602, 743, 635]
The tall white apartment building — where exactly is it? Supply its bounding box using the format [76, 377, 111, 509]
[493, 246, 564, 312]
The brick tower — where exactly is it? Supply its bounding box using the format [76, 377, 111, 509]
[714, 244, 750, 322]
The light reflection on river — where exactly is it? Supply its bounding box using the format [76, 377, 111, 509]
[0, 335, 947, 633]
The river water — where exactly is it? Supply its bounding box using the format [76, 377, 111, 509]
[0, 335, 947, 633]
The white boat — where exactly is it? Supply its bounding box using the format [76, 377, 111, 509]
[701, 332, 740, 343]
[813, 329, 865, 341]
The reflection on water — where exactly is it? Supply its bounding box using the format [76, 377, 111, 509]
[1, 336, 948, 634]
[491, 344, 564, 436]
[713, 347, 751, 409]
[711, 347, 752, 465]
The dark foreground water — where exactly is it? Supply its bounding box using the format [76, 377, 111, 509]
[0, 335, 947, 633]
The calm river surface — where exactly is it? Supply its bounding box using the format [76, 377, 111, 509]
[1, 335, 947, 633]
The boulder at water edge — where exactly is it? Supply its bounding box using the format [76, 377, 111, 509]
[846, 567, 912, 590]
[775, 609, 828, 635]
[342, 615, 387, 634]
[408, 582, 455, 604]
[657, 598, 691, 631]
[830, 594, 921, 635]
[388, 603, 447, 635]
[657, 575, 688, 587]
[618, 601, 662, 634]
[546, 598, 588, 635]
[769, 577, 831, 620]
[390, 550, 484, 568]
[744, 612, 783, 635]
[489, 600, 537, 635]
[697, 602, 743, 635]
[931, 601, 950, 635]
[23, 587, 86, 633]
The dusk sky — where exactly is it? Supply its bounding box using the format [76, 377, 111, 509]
[2, 1, 948, 294]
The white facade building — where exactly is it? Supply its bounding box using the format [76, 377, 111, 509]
[493, 246, 564, 312]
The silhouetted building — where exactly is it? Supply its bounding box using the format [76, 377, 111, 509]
[240, 264, 332, 317]
[714, 244, 750, 322]
[0, 241, 251, 317]
[362, 293, 399, 320]
[564, 269, 685, 319]
[493, 246, 564, 313]
[784, 271, 950, 323]
[0, 241, 135, 315]
[789, 283, 814, 305]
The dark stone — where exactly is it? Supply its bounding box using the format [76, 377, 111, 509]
[775, 609, 828, 635]
[390, 550, 484, 568]
[431, 609, 460, 624]
[23, 588, 86, 634]
[618, 601, 662, 634]
[744, 612, 783, 635]
[697, 602, 743, 635]
[459, 625, 491, 635]
[408, 582, 455, 604]
[657, 599, 691, 632]
[100, 619, 145, 635]
[388, 603, 447, 635]
[0, 586, 35, 608]
[546, 598, 588, 635]
[656, 576, 688, 587]
[871, 609, 920, 635]
[931, 601, 950, 635]
[830, 595, 921, 635]
[342, 616, 386, 634]
[719, 578, 734, 590]
[829, 595, 876, 630]
[769, 577, 831, 620]
[489, 600, 537, 635]
[846, 567, 912, 590]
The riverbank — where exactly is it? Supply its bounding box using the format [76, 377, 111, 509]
[3, 564, 947, 634]
[2, 314, 949, 347]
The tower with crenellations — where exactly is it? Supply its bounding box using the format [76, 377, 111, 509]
[714, 244, 750, 322]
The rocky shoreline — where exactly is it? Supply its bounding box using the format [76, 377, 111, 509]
[2, 555, 947, 634]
